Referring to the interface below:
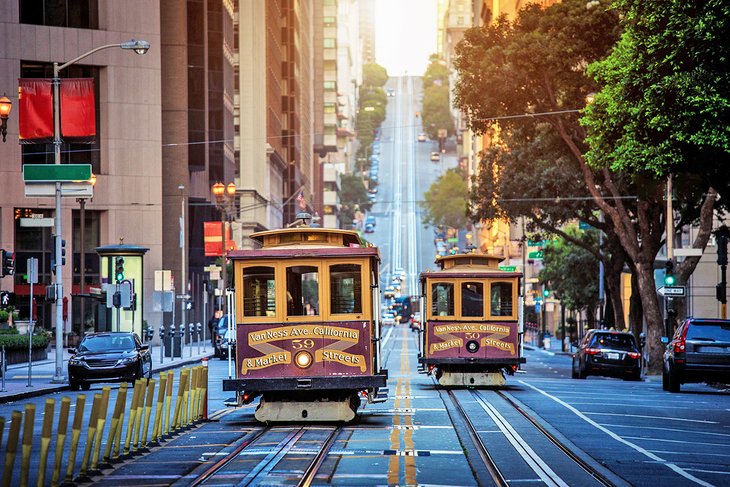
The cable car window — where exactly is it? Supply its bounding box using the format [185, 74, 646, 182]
[461, 282, 484, 317]
[431, 282, 454, 316]
[243, 266, 276, 317]
[286, 265, 320, 316]
[490, 282, 513, 316]
[330, 264, 362, 314]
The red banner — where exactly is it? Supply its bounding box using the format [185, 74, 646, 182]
[204, 222, 237, 256]
[60, 78, 96, 143]
[18, 79, 53, 143]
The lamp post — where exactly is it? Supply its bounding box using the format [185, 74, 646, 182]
[76, 173, 96, 337]
[50, 39, 150, 383]
[0, 94, 12, 142]
[212, 182, 236, 314]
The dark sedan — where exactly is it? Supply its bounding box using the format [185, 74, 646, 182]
[572, 330, 641, 380]
[68, 332, 152, 390]
[214, 315, 237, 360]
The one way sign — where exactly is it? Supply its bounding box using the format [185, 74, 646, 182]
[659, 286, 686, 297]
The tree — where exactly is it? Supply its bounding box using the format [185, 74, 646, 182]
[338, 173, 372, 226]
[363, 63, 388, 88]
[421, 57, 455, 139]
[423, 56, 449, 89]
[453, 0, 720, 373]
[420, 168, 468, 229]
[540, 227, 600, 324]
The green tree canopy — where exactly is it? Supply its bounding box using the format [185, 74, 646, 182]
[363, 63, 389, 88]
[420, 168, 468, 229]
[422, 85, 454, 139]
[338, 173, 372, 226]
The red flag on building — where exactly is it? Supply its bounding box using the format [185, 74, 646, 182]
[18, 79, 53, 143]
[60, 78, 96, 143]
[204, 222, 237, 257]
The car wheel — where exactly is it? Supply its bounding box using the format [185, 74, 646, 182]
[578, 362, 587, 379]
[69, 379, 80, 391]
[571, 359, 579, 379]
[80, 382, 91, 391]
[667, 363, 681, 392]
[662, 365, 669, 391]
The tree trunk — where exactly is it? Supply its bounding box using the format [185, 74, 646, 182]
[604, 271, 624, 329]
[634, 261, 665, 374]
[629, 270, 644, 345]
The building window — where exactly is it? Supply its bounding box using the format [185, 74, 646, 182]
[323, 81, 336, 91]
[72, 209, 100, 287]
[323, 38, 336, 49]
[324, 103, 337, 113]
[20, 0, 99, 28]
[323, 16, 336, 27]
[20, 61, 101, 174]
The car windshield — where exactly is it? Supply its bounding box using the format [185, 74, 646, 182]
[79, 335, 135, 352]
[686, 321, 730, 341]
[590, 333, 637, 351]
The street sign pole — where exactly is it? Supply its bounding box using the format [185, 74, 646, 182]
[27, 257, 37, 388]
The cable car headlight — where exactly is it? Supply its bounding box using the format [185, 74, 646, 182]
[294, 351, 313, 369]
[466, 340, 479, 354]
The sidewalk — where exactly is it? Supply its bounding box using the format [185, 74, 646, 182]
[0, 341, 214, 403]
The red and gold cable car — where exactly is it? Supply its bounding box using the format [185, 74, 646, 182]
[418, 254, 525, 387]
[222, 224, 388, 422]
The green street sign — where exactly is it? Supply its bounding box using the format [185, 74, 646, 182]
[447, 237, 458, 243]
[528, 240, 546, 247]
[499, 266, 516, 272]
[528, 250, 544, 259]
[23, 164, 92, 182]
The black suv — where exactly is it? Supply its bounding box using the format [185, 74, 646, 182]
[572, 330, 641, 380]
[214, 315, 236, 360]
[663, 318, 730, 392]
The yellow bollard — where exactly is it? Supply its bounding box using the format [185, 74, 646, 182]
[182, 369, 191, 427]
[152, 374, 167, 443]
[124, 381, 143, 455]
[141, 379, 156, 448]
[164, 370, 174, 436]
[78, 393, 102, 479]
[133, 380, 148, 450]
[2, 411, 22, 487]
[201, 362, 209, 420]
[51, 397, 71, 487]
[194, 367, 201, 422]
[175, 369, 189, 430]
[112, 384, 129, 460]
[103, 383, 128, 463]
[188, 367, 196, 425]
[37, 399, 56, 487]
[20, 403, 36, 487]
[64, 395, 87, 482]
[90, 386, 111, 471]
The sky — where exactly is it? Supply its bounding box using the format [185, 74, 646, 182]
[374, 0, 438, 76]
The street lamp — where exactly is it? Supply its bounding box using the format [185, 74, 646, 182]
[76, 173, 97, 337]
[212, 182, 237, 314]
[50, 39, 150, 383]
[0, 94, 12, 142]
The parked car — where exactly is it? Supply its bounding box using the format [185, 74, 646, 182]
[364, 223, 375, 233]
[417, 133, 427, 142]
[214, 315, 237, 360]
[663, 318, 730, 392]
[384, 286, 396, 299]
[368, 193, 377, 202]
[368, 186, 378, 194]
[387, 88, 395, 97]
[366, 215, 376, 227]
[68, 332, 152, 390]
[430, 151, 440, 161]
[410, 311, 422, 331]
[572, 330, 641, 381]
[382, 312, 396, 326]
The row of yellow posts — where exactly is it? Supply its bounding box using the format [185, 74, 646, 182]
[0, 364, 208, 487]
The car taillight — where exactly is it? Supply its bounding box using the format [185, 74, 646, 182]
[673, 340, 685, 353]
[585, 348, 602, 355]
[627, 352, 640, 359]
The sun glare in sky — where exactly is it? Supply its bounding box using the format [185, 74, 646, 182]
[374, 0, 438, 77]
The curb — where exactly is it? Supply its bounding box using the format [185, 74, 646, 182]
[0, 353, 214, 404]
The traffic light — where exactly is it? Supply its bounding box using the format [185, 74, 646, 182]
[115, 257, 125, 282]
[50, 235, 67, 267]
[718, 235, 728, 266]
[664, 260, 676, 286]
[0, 250, 14, 277]
[543, 288, 550, 298]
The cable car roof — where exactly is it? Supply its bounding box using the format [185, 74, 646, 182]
[419, 253, 522, 279]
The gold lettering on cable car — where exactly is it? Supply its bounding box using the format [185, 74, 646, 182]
[431, 322, 514, 355]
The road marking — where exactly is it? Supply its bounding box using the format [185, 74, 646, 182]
[519, 380, 715, 487]
[585, 412, 717, 424]
[624, 436, 729, 448]
[600, 423, 730, 438]
[473, 392, 568, 487]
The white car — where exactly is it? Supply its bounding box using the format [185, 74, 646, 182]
[417, 133, 427, 142]
[382, 312, 396, 326]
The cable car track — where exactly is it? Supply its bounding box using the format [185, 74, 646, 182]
[189, 425, 342, 486]
[448, 389, 616, 487]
